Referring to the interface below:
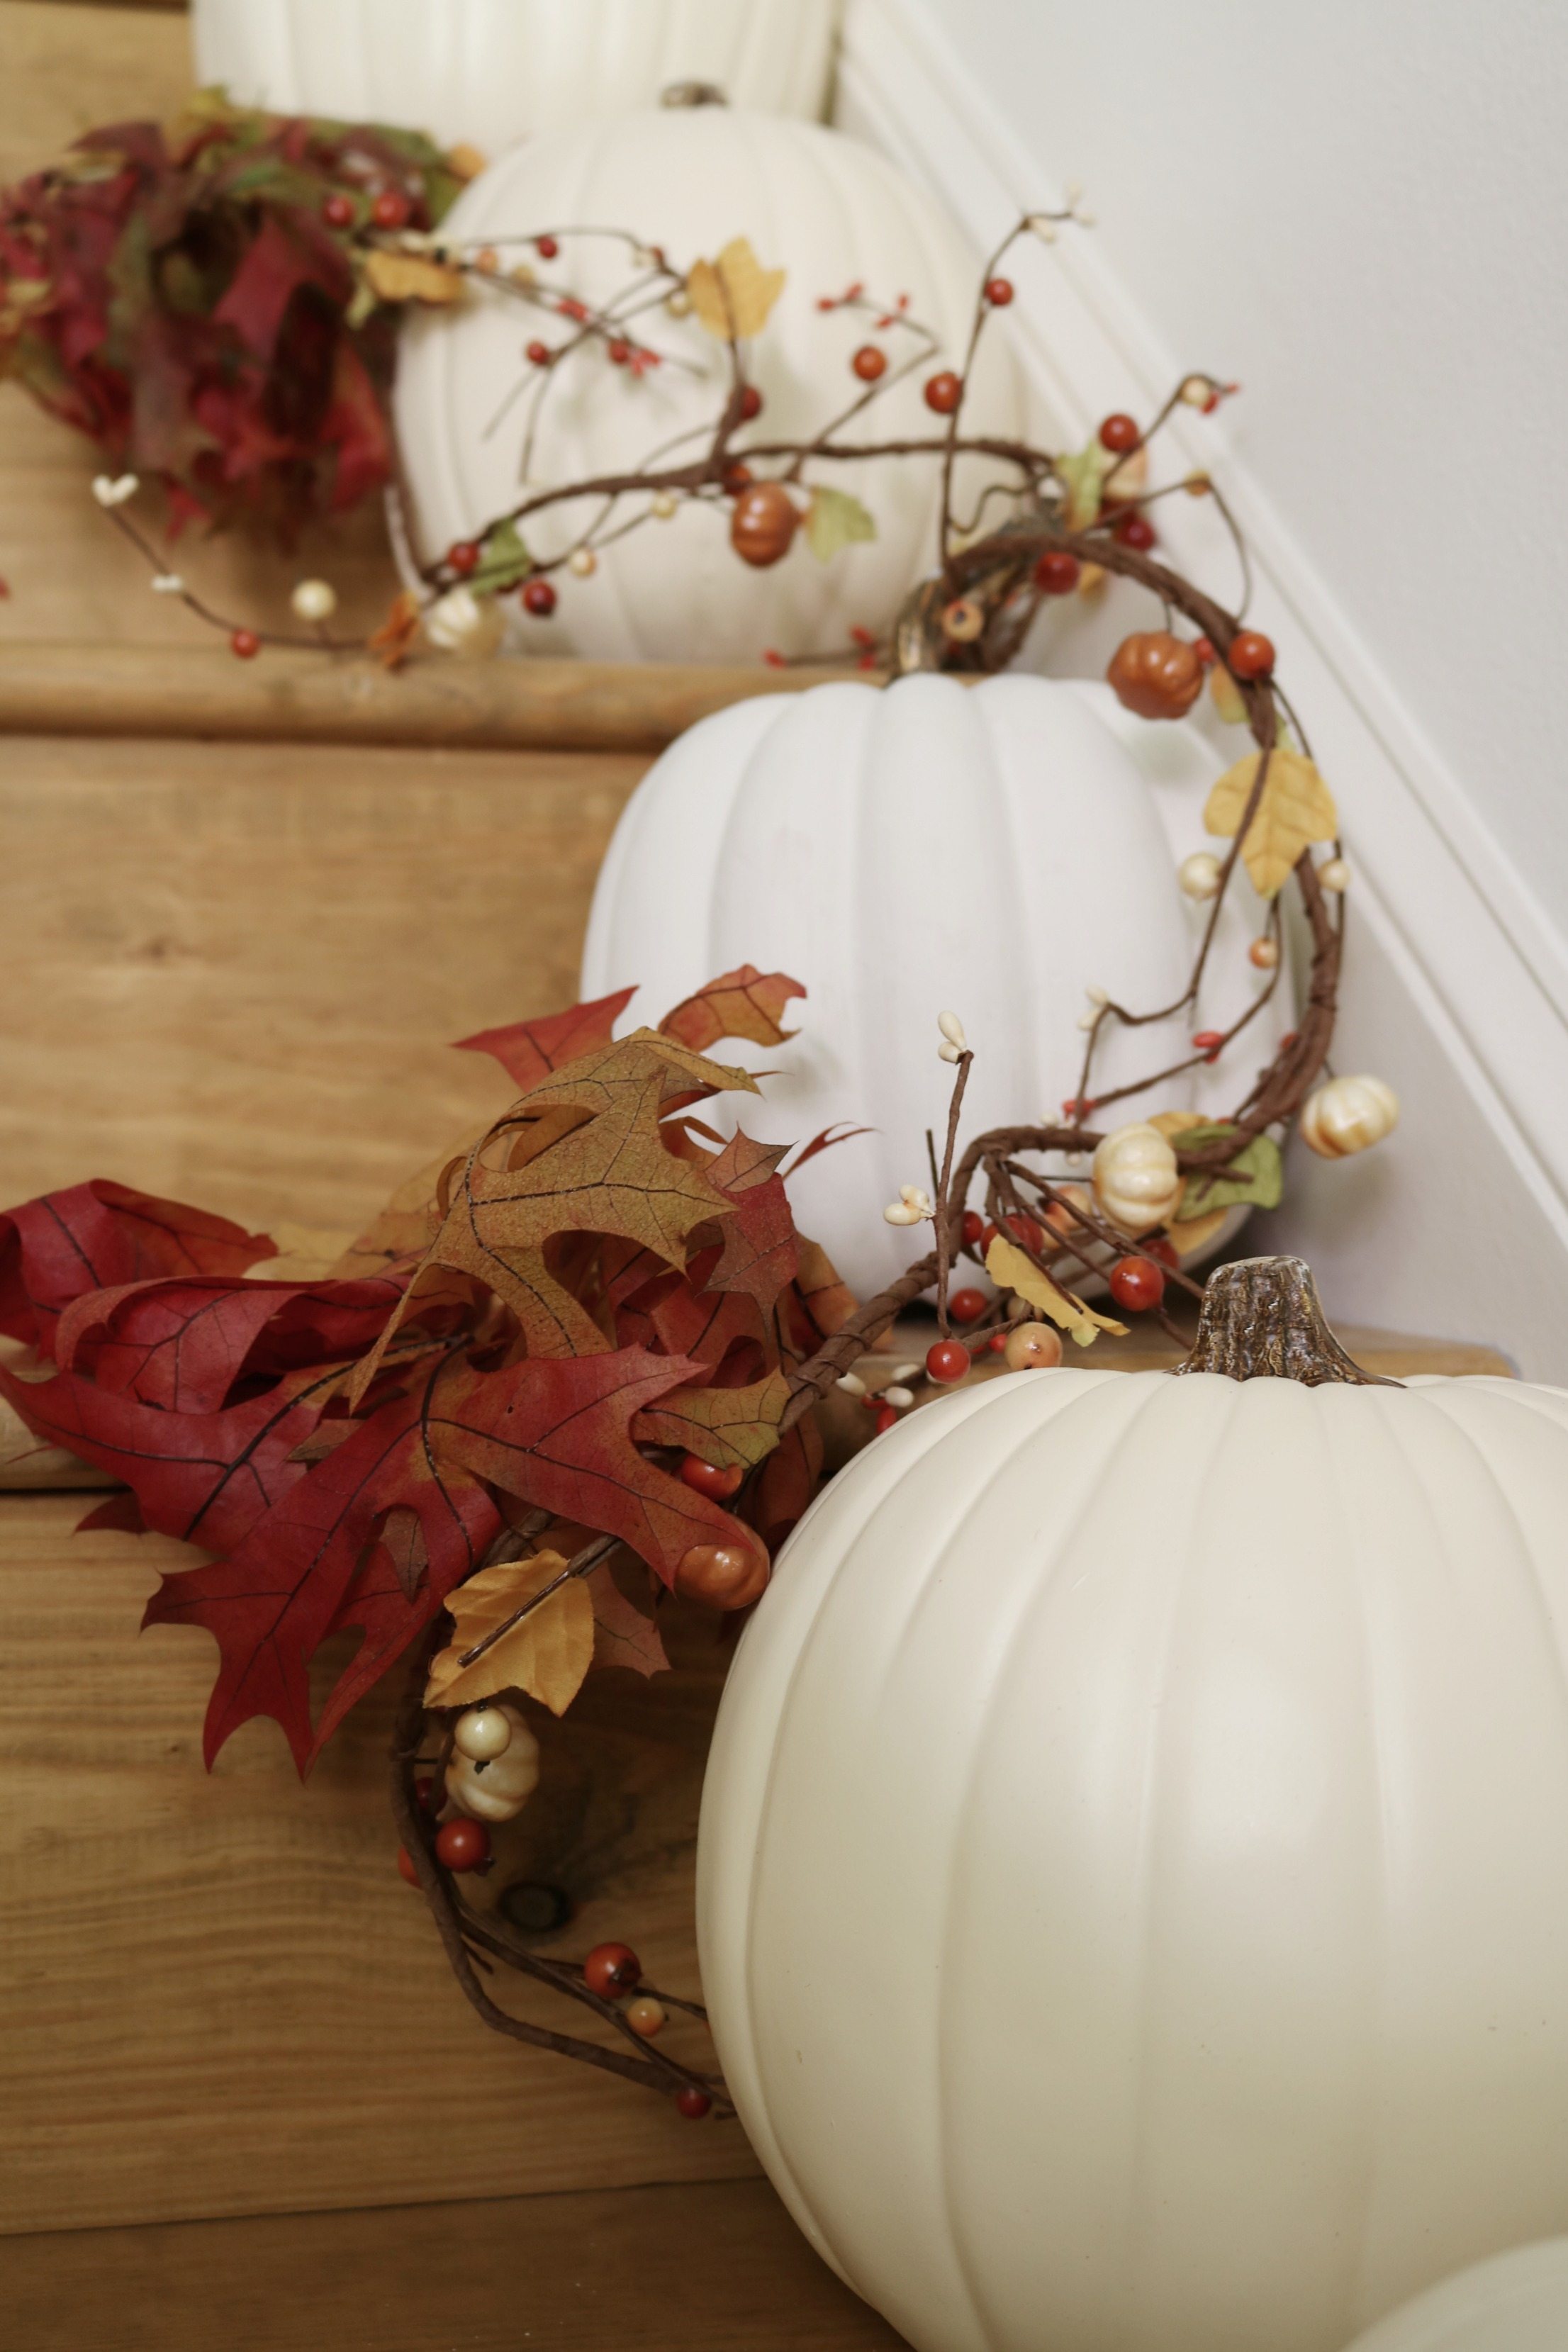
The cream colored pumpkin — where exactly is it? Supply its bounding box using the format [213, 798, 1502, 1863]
[581, 673, 1294, 1296]
[1092, 1121, 1183, 1234]
[1344, 2240, 1568, 2352]
[444, 1703, 539, 1822]
[192, 0, 841, 152]
[1301, 1074, 1400, 1159]
[698, 1261, 1568, 2352]
[392, 107, 1027, 663]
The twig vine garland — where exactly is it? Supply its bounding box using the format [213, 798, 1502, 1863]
[0, 130, 1396, 2116]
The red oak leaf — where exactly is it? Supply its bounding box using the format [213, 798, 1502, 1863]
[0, 1179, 274, 1355]
[143, 1354, 499, 1771]
[658, 966, 805, 1054]
[702, 1131, 798, 1310]
[429, 1345, 762, 1588]
[587, 1559, 669, 1679]
[0, 1357, 346, 1554]
[55, 1273, 404, 1414]
[454, 987, 637, 1091]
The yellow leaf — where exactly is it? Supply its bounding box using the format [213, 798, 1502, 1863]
[985, 1235, 1128, 1348]
[364, 249, 467, 306]
[1203, 745, 1338, 898]
[685, 237, 785, 340]
[425, 1550, 593, 1716]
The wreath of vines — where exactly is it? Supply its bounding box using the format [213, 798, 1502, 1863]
[89, 196, 1345, 2113]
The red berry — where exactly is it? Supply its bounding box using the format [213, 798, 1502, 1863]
[435, 1817, 491, 1873]
[924, 369, 963, 414]
[679, 1453, 744, 1501]
[230, 629, 259, 660]
[961, 1209, 986, 1248]
[852, 344, 887, 382]
[323, 192, 356, 229]
[984, 276, 1014, 306]
[583, 1941, 641, 1998]
[535, 234, 559, 259]
[1193, 635, 1216, 664]
[415, 1775, 435, 1812]
[980, 1213, 1045, 1258]
[722, 460, 754, 495]
[949, 1287, 987, 1325]
[558, 296, 588, 323]
[371, 189, 411, 231]
[1113, 512, 1157, 551]
[1144, 1237, 1180, 1272]
[1280, 1030, 1299, 1050]
[1034, 549, 1080, 595]
[987, 1331, 1009, 1353]
[873, 1403, 898, 1435]
[1192, 1029, 1224, 1061]
[676, 2087, 713, 2120]
[926, 1339, 972, 1386]
[1099, 413, 1141, 454]
[527, 340, 551, 366]
[1228, 629, 1275, 680]
[397, 1845, 420, 1886]
[522, 578, 557, 617]
[607, 338, 631, 365]
[447, 541, 480, 576]
[1109, 1254, 1166, 1313]
[739, 383, 763, 420]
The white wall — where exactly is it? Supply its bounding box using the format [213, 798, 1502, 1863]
[839, 0, 1568, 1377]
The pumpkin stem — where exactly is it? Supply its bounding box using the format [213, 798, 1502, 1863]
[1175, 1255, 1401, 1387]
[661, 81, 729, 107]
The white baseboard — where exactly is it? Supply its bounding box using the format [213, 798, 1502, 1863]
[834, 0, 1568, 1379]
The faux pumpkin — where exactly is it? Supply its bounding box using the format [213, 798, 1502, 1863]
[191, 0, 841, 154]
[698, 1258, 1568, 2352]
[581, 673, 1294, 1295]
[1301, 1073, 1400, 1158]
[1344, 2239, 1568, 2352]
[444, 1703, 540, 1823]
[392, 106, 1026, 663]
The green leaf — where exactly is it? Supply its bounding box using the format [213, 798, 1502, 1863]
[1055, 439, 1114, 530]
[1169, 1121, 1284, 1217]
[472, 519, 533, 593]
[805, 484, 876, 562]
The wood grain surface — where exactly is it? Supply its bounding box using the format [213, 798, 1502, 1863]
[5, 2178, 908, 2352]
[0, 731, 651, 1233]
[0, 1491, 760, 2236]
[0, 640, 861, 749]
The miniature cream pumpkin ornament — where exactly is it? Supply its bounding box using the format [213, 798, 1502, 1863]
[444, 1703, 539, 1823]
[1300, 1073, 1400, 1158]
[1090, 1119, 1183, 1234]
[698, 1258, 1568, 2352]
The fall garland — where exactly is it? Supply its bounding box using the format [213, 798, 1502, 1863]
[0, 115, 1399, 2113]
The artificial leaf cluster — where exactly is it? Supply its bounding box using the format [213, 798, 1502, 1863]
[0, 970, 851, 1773]
[0, 94, 468, 539]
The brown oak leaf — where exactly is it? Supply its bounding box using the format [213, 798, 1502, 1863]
[424, 1550, 593, 1715]
[659, 966, 804, 1055]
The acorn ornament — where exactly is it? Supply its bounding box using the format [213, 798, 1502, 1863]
[730, 481, 798, 569]
[425, 585, 503, 659]
[1092, 1121, 1184, 1235]
[444, 1703, 540, 1822]
[1107, 632, 1204, 721]
[1299, 1075, 1399, 1159]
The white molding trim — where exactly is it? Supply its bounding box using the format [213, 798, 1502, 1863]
[834, 0, 1568, 1267]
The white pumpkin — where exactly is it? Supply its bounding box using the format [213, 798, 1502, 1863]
[698, 1258, 1568, 2352]
[444, 1703, 540, 1822]
[392, 107, 1027, 663]
[581, 673, 1294, 1297]
[1343, 2240, 1568, 2352]
[191, 0, 841, 153]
